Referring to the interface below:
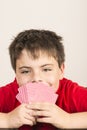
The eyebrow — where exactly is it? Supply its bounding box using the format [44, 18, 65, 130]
[19, 66, 30, 70]
[19, 64, 53, 70]
[41, 64, 53, 67]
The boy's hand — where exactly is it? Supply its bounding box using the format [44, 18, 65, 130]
[7, 103, 36, 128]
[28, 102, 69, 128]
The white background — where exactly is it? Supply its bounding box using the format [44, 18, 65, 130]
[0, 0, 87, 87]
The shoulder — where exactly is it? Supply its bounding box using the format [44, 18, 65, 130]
[58, 78, 75, 92]
[57, 78, 87, 112]
[0, 79, 18, 106]
[59, 77, 87, 92]
[0, 79, 19, 112]
[0, 78, 18, 94]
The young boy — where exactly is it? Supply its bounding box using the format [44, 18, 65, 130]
[0, 29, 87, 130]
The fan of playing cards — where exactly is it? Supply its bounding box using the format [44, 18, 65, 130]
[16, 82, 58, 104]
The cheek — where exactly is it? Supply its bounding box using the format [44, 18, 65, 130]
[16, 75, 29, 87]
[46, 75, 59, 87]
[47, 72, 60, 91]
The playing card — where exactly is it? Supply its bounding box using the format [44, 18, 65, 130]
[16, 82, 58, 104]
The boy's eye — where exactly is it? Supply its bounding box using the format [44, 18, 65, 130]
[43, 68, 52, 72]
[21, 70, 30, 74]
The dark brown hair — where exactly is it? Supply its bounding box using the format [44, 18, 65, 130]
[9, 29, 65, 71]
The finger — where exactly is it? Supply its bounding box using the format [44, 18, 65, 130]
[25, 110, 36, 120]
[23, 117, 36, 126]
[26, 109, 34, 116]
[28, 102, 52, 111]
[32, 110, 50, 117]
[24, 113, 36, 125]
[37, 117, 51, 124]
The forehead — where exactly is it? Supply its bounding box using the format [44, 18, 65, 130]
[19, 49, 57, 60]
[16, 49, 58, 66]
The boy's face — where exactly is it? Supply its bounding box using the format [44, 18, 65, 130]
[16, 49, 64, 91]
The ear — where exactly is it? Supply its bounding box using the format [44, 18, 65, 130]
[59, 63, 65, 80]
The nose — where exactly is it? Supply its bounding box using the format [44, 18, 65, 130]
[31, 71, 42, 83]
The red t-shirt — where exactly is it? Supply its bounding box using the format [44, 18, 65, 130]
[0, 78, 87, 130]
